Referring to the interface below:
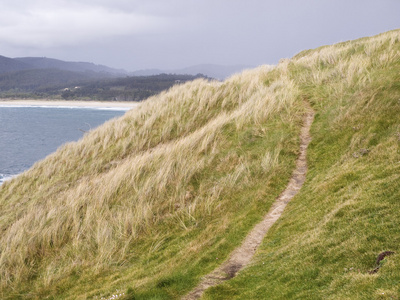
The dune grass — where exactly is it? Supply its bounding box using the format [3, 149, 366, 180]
[0, 63, 306, 299]
[0, 29, 399, 299]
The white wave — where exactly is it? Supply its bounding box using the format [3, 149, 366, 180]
[0, 104, 136, 111]
[0, 174, 16, 185]
[93, 106, 136, 111]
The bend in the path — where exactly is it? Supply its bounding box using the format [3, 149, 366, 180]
[183, 105, 315, 300]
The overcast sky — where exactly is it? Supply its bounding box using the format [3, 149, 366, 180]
[1, 0, 399, 71]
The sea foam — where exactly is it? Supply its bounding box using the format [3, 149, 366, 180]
[0, 104, 133, 111]
[0, 174, 15, 185]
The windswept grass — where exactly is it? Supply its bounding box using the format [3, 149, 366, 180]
[0, 63, 305, 298]
[1, 29, 399, 299]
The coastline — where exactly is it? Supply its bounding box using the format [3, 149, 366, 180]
[1, 100, 138, 185]
[0, 174, 15, 185]
[0, 99, 140, 109]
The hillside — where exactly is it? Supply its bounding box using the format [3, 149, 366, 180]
[0, 55, 128, 99]
[55, 74, 208, 101]
[0, 55, 211, 101]
[0, 70, 206, 101]
[0, 69, 110, 93]
[0, 55, 32, 74]
[14, 57, 126, 75]
[0, 55, 126, 75]
[0, 29, 399, 300]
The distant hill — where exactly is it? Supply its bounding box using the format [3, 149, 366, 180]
[0, 69, 207, 101]
[55, 73, 208, 101]
[131, 64, 253, 79]
[1, 55, 252, 79]
[14, 57, 127, 75]
[0, 55, 127, 78]
[0, 55, 32, 74]
[0, 55, 213, 100]
[0, 68, 112, 92]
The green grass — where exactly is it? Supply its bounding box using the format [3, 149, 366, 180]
[0, 30, 399, 299]
[204, 29, 400, 299]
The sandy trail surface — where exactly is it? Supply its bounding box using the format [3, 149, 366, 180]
[183, 105, 315, 299]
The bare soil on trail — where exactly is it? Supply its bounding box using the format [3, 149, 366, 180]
[183, 106, 315, 300]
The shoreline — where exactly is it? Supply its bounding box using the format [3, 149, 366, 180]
[0, 99, 140, 109]
[0, 174, 16, 185]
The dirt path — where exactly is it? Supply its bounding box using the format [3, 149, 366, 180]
[183, 106, 315, 300]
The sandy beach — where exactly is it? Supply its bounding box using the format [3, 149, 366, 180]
[0, 99, 140, 109]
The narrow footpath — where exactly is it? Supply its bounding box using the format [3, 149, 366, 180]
[183, 105, 315, 299]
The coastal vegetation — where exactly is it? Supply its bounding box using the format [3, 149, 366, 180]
[0, 71, 206, 101]
[0, 29, 399, 299]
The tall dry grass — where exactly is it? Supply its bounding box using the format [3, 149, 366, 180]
[0, 62, 303, 293]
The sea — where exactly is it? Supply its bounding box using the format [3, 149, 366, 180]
[0, 104, 132, 185]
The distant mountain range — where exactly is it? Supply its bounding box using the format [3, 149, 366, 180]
[0, 55, 126, 76]
[0, 54, 209, 101]
[0, 55, 253, 80]
[0, 55, 129, 98]
[0, 54, 254, 100]
[1, 53, 255, 82]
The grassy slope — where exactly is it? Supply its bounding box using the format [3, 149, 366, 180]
[0, 30, 398, 300]
[204, 30, 400, 299]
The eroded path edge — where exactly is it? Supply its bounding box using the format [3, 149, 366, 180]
[183, 105, 315, 300]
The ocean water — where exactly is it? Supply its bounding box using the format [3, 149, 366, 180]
[0, 106, 129, 184]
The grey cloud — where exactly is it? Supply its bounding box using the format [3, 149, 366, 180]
[0, 0, 399, 71]
[0, 1, 170, 47]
